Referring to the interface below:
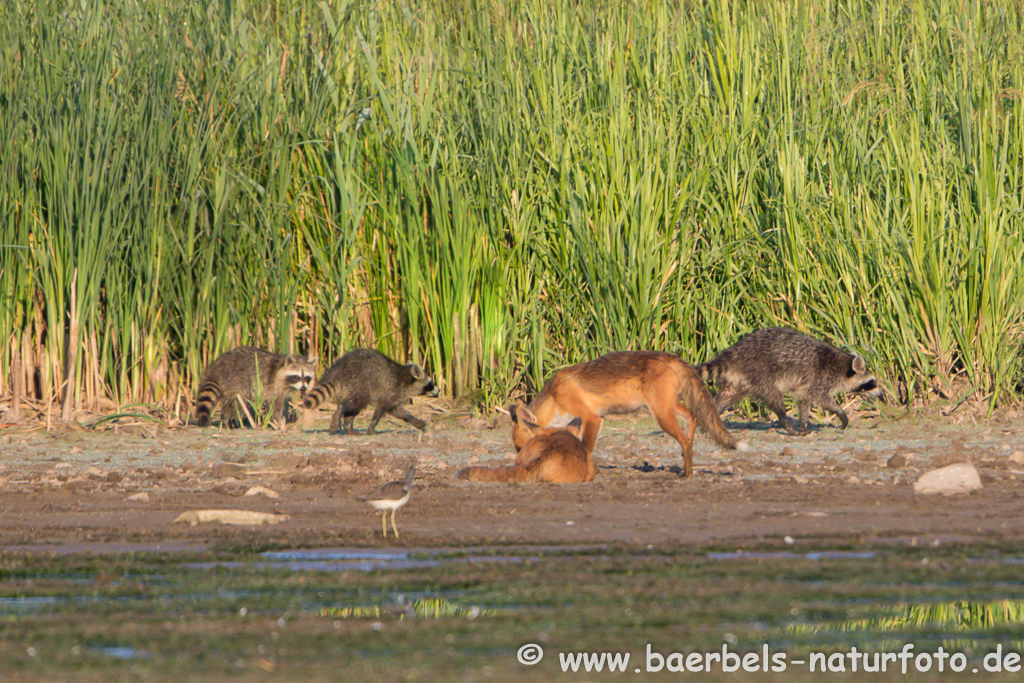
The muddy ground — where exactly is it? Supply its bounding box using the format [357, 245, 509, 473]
[2, 399, 1023, 553]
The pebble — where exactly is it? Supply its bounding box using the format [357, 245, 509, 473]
[244, 485, 280, 499]
[914, 463, 982, 495]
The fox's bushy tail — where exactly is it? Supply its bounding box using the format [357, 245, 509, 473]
[679, 363, 737, 450]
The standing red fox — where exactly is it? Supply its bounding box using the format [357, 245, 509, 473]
[457, 409, 594, 484]
[515, 351, 743, 479]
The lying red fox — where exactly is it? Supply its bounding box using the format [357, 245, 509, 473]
[457, 408, 595, 483]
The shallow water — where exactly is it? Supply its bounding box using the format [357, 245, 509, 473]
[2, 544, 1023, 680]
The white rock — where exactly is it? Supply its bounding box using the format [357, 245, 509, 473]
[244, 485, 280, 499]
[174, 509, 290, 526]
[913, 463, 982, 495]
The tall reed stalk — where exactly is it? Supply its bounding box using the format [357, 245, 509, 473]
[1, 0, 1021, 420]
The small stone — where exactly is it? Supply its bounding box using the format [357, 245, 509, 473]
[212, 463, 247, 478]
[126, 492, 150, 502]
[914, 463, 983, 495]
[887, 454, 907, 469]
[1009, 451, 1024, 466]
[781, 446, 798, 457]
[244, 485, 280, 499]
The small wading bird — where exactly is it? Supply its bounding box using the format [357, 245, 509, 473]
[358, 467, 415, 538]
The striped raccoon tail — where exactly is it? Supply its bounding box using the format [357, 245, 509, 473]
[680, 365, 738, 451]
[194, 381, 222, 427]
[301, 382, 332, 411]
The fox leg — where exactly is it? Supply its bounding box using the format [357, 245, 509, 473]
[579, 414, 604, 455]
[648, 401, 695, 478]
[674, 404, 698, 478]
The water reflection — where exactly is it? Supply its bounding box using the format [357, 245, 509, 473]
[784, 599, 1024, 654]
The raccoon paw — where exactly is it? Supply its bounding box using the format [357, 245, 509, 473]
[782, 423, 811, 436]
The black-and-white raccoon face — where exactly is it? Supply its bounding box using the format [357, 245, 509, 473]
[282, 355, 317, 393]
[420, 377, 439, 397]
[844, 355, 883, 400]
[406, 363, 439, 397]
[285, 371, 316, 392]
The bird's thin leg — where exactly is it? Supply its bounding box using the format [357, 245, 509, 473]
[381, 512, 388, 538]
[391, 510, 400, 538]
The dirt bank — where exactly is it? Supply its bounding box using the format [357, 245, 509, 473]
[2, 402, 1023, 553]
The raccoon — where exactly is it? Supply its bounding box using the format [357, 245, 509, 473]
[194, 347, 318, 428]
[697, 327, 883, 435]
[302, 348, 439, 434]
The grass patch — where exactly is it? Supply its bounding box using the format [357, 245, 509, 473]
[1, 0, 1022, 416]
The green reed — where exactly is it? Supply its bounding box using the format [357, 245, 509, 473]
[0, 0, 1021, 417]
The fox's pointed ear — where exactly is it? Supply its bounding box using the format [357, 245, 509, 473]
[508, 404, 519, 423]
[851, 354, 866, 375]
[519, 406, 539, 425]
[565, 417, 583, 438]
